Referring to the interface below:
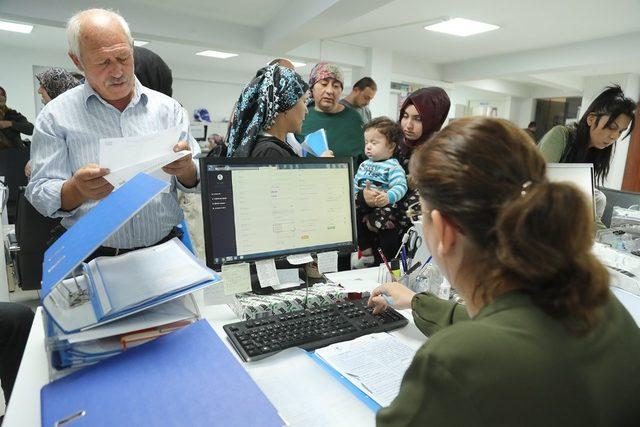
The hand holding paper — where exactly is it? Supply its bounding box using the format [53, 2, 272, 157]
[99, 127, 194, 188]
[62, 163, 114, 210]
[162, 139, 197, 187]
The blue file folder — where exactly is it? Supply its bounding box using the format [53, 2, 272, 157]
[41, 320, 284, 427]
[40, 172, 221, 334]
[42, 172, 167, 296]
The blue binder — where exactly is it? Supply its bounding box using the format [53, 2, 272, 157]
[40, 172, 221, 333]
[41, 320, 284, 427]
[42, 172, 167, 296]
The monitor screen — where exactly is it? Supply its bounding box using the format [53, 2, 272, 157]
[546, 163, 596, 219]
[200, 157, 357, 268]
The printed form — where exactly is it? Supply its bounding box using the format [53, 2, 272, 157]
[314, 333, 417, 407]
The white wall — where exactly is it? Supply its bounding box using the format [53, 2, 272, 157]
[172, 78, 244, 131]
[0, 44, 74, 124]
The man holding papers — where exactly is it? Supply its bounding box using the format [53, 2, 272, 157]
[26, 8, 199, 253]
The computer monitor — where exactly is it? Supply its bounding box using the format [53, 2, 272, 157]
[546, 163, 596, 220]
[199, 157, 357, 276]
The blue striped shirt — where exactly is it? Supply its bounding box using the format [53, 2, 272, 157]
[353, 158, 407, 204]
[26, 78, 200, 249]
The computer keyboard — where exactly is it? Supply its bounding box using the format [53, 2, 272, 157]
[224, 297, 408, 362]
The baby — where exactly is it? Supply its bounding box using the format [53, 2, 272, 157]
[353, 117, 407, 266]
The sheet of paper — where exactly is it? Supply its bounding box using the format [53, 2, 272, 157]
[99, 126, 189, 187]
[271, 269, 303, 290]
[255, 258, 280, 288]
[104, 150, 190, 187]
[204, 283, 235, 306]
[221, 263, 252, 295]
[314, 333, 417, 407]
[286, 253, 314, 265]
[247, 348, 376, 426]
[317, 251, 339, 274]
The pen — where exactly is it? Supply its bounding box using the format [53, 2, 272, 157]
[401, 246, 408, 272]
[377, 248, 394, 278]
[417, 256, 432, 275]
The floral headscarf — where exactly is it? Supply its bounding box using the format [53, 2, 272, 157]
[226, 65, 308, 157]
[35, 68, 81, 100]
[308, 62, 344, 95]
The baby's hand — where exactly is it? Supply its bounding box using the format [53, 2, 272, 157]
[374, 191, 389, 208]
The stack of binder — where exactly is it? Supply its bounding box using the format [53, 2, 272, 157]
[40, 173, 222, 377]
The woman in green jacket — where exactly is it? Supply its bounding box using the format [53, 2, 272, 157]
[539, 85, 635, 185]
[369, 117, 640, 427]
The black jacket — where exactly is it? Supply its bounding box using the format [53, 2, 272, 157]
[0, 108, 33, 148]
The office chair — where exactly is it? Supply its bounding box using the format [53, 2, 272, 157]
[599, 187, 640, 228]
[14, 188, 61, 290]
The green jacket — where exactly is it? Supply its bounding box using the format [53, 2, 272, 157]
[299, 106, 365, 161]
[377, 291, 640, 426]
[539, 125, 573, 163]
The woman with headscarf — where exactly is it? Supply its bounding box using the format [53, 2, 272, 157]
[299, 62, 365, 163]
[354, 87, 451, 265]
[35, 68, 81, 105]
[226, 64, 309, 158]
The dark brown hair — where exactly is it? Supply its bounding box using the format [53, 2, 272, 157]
[353, 77, 377, 91]
[364, 116, 404, 149]
[410, 117, 609, 329]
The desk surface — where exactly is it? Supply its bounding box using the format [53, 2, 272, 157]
[6, 267, 640, 427]
[3, 268, 428, 427]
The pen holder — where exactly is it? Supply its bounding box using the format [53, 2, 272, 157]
[376, 263, 393, 284]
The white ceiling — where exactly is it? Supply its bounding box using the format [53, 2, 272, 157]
[328, 0, 640, 63]
[1, 0, 640, 95]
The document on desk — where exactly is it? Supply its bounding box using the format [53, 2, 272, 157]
[99, 127, 191, 187]
[314, 333, 417, 407]
[222, 262, 252, 295]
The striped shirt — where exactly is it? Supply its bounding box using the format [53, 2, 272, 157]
[353, 157, 407, 204]
[26, 78, 200, 249]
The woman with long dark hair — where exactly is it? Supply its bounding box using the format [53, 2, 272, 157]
[369, 117, 640, 426]
[539, 85, 636, 184]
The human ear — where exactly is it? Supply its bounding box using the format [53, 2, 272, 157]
[431, 209, 458, 259]
[586, 113, 597, 127]
[69, 52, 84, 71]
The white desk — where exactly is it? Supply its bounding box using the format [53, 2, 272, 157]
[3, 267, 427, 427]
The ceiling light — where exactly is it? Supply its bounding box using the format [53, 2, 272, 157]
[424, 18, 499, 37]
[0, 20, 33, 34]
[133, 40, 149, 47]
[291, 61, 306, 68]
[196, 50, 238, 59]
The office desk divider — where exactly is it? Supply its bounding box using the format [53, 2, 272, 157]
[40, 173, 221, 377]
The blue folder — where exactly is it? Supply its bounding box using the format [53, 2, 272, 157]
[41, 320, 284, 427]
[42, 172, 167, 297]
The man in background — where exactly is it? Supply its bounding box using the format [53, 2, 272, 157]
[524, 121, 537, 142]
[340, 77, 377, 124]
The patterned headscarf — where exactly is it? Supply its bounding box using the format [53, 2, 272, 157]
[36, 68, 81, 101]
[399, 87, 450, 152]
[308, 62, 344, 93]
[227, 65, 309, 157]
